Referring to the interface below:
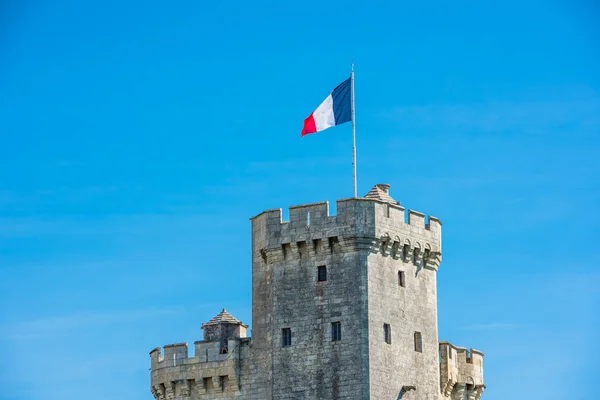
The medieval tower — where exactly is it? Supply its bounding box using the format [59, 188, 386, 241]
[149, 184, 485, 399]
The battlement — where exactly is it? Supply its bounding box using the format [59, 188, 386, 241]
[439, 342, 485, 399]
[149, 338, 250, 399]
[150, 338, 250, 369]
[251, 192, 442, 270]
[251, 198, 441, 234]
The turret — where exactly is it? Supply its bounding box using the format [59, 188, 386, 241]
[250, 184, 444, 399]
[148, 182, 486, 399]
[439, 342, 485, 399]
[149, 309, 250, 399]
[201, 308, 248, 354]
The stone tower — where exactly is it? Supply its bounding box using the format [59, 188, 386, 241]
[149, 184, 485, 399]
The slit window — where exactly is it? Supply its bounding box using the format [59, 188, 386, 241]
[414, 331, 422, 352]
[282, 328, 292, 347]
[317, 265, 327, 282]
[398, 271, 405, 287]
[328, 236, 339, 253]
[384, 323, 392, 344]
[331, 322, 342, 341]
[313, 239, 322, 254]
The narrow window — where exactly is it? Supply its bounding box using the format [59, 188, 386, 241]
[313, 239, 322, 255]
[298, 241, 307, 258]
[328, 236, 339, 254]
[282, 328, 292, 347]
[219, 342, 228, 354]
[398, 271, 405, 287]
[260, 249, 267, 263]
[317, 265, 327, 282]
[384, 324, 392, 344]
[331, 322, 342, 341]
[414, 332, 422, 352]
[282, 243, 291, 259]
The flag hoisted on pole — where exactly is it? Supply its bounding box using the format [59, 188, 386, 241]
[301, 64, 357, 197]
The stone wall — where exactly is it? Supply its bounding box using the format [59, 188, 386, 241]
[250, 200, 372, 399]
[150, 339, 251, 399]
[439, 342, 485, 400]
[250, 197, 442, 400]
[367, 201, 442, 399]
[149, 190, 485, 400]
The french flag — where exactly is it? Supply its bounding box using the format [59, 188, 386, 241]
[301, 78, 352, 136]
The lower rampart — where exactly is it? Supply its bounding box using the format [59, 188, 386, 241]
[439, 342, 484, 399]
[150, 338, 250, 399]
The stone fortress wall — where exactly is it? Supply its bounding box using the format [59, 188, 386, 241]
[150, 184, 484, 400]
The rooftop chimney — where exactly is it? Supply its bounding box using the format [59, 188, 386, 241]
[364, 183, 399, 205]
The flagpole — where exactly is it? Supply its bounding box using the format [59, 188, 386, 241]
[351, 62, 357, 198]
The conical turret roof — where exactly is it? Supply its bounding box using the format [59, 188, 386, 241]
[201, 308, 247, 328]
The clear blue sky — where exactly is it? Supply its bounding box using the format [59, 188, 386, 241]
[1, 1, 598, 399]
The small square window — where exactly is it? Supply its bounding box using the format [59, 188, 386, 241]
[384, 324, 392, 344]
[282, 328, 292, 347]
[398, 271, 405, 287]
[331, 322, 342, 341]
[414, 331, 422, 352]
[317, 265, 327, 282]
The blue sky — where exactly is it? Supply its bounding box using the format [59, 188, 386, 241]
[1, 1, 598, 399]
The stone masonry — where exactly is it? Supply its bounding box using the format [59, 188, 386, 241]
[149, 184, 485, 399]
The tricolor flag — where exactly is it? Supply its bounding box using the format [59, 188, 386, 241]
[301, 78, 352, 136]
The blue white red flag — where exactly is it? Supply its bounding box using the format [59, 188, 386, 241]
[301, 78, 352, 136]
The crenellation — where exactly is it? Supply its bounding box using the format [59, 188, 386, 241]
[427, 215, 442, 236]
[289, 201, 330, 226]
[252, 199, 440, 248]
[150, 183, 484, 400]
[388, 203, 406, 221]
[407, 209, 426, 228]
[440, 342, 485, 399]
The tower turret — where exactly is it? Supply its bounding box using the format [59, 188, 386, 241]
[149, 309, 250, 399]
[250, 184, 445, 399]
[201, 308, 248, 354]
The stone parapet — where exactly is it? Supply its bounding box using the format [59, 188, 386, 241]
[251, 198, 442, 271]
[149, 338, 250, 399]
[439, 341, 484, 399]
